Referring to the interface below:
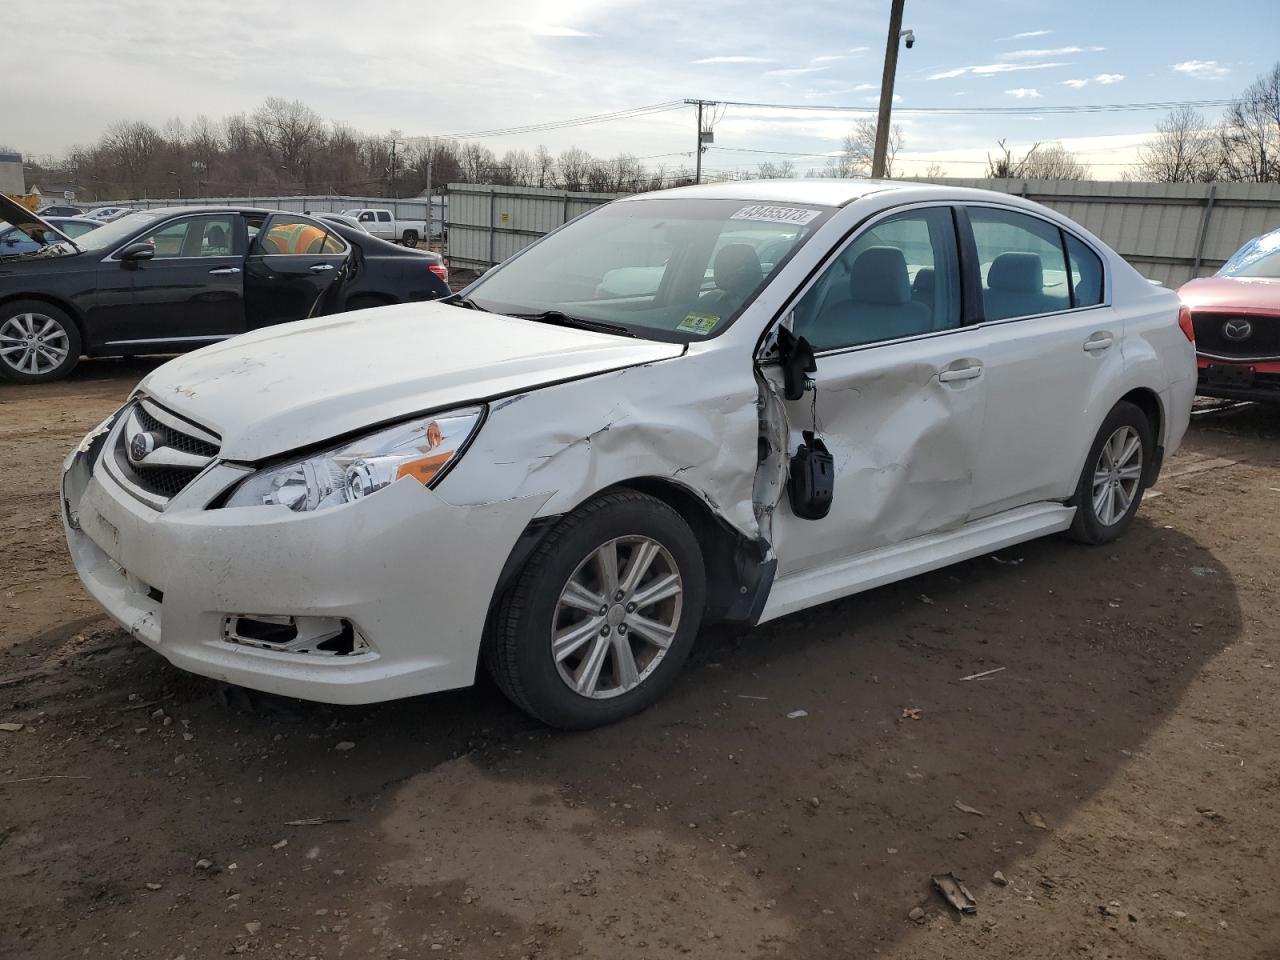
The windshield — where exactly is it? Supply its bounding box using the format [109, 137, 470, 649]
[1219, 228, 1280, 279]
[70, 211, 165, 253]
[465, 198, 834, 341]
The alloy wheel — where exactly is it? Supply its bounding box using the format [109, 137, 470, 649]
[1091, 425, 1144, 526]
[551, 536, 684, 700]
[0, 313, 70, 376]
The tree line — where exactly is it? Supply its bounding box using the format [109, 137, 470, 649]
[10, 63, 1278, 200]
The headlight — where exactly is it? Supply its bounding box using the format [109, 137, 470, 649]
[224, 406, 483, 512]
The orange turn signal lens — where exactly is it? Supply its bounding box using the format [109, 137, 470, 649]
[395, 451, 453, 486]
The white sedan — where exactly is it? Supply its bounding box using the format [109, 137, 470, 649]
[62, 180, 1196, 728]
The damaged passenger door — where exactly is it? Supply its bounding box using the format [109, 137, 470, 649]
[761, 205, 989, 577]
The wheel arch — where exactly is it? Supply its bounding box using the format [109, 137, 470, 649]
[490, 476, 775, 629]
[1116, 386, 1165, 481]
[0, 291, 88, 342]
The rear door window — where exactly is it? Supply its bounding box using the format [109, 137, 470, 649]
[253, 218, 345, 255]
[1065, 232, 1104, 307]
[968, 207, 1071, 320]
[376, 211, 392, 223]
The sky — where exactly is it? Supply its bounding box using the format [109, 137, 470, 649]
[4, 0, 1278, 179]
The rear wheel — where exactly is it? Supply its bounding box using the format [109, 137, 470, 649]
[401, 229, 419, 247]
[1067, 401, 1153, 544]
[486, 490, 706, 729]
[0, 300, 81, 383]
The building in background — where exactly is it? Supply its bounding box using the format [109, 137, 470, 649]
[0, 152, 24, 195]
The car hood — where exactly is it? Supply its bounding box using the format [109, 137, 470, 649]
[1179, 275, 1280, 314]
[136, 301, 684, 462]
[0, 193, 77, 249]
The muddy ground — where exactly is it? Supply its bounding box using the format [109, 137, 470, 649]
[2, 358, 1278, 960]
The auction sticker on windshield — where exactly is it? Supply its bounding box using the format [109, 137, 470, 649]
[730, 205, 821, 226]
[676, 312, 721, 335]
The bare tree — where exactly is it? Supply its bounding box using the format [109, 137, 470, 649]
[987, 139, 1089, 179]
[1219, 64, 1280, 182]
[102, 121, 162, 195]
[1134, 105, 1222, 182]
[757, 159, 796, 179]
[251, 97, 326, 182]
[923, 162, 946, 178]
[821, 119, 902, 178]
[556, 148, 592, 191]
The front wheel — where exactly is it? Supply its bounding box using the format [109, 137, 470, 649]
[486, 490, 706, 729]
[0, 301, 82, 383]
[1067, 401, 1154, 545]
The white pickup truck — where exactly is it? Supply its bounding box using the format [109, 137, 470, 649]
[340, 208, 429, 246]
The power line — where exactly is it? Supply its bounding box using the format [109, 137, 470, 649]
[693, 96, 1238, 116]
[415, 102, 686, 141]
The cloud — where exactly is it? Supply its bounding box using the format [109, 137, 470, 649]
[1000, 29, 1051, 40]
[532, 25, 596, 37]
[928, 61, 1069, 80]
[764, 65, 830, 78]
[1006, 46, 1104, 58]
[1005, 88, 1042, 99]
[692, 55, 775, 65]
[1172, 59, 1230, 78]
[1094, 73, 1124, 84]
[1062, 78, 1089, 88]
[853, 82, 877, 91]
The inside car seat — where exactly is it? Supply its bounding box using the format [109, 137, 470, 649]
[804, 245, 931, 348]
[700, 243, 763, 314]
[983, 251, 1066, 319]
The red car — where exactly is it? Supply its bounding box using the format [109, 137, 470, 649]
[1179, 227, 1280, 402]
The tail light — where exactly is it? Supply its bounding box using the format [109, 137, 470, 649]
[428, 262, 449, 283]
[1177, 304, 1195, 343]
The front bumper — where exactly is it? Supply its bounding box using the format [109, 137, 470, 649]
[61, 427, 547, 704]
[1195, 356, 1280, 403]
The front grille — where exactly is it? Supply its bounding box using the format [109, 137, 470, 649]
[106, 399, 221, 507]
[1192, 312, 1280, 358]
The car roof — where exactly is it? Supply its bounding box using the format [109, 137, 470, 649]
[620, 178, 1058, 211]
[118, 206, 297, 218]
[620, 178, 898, 207]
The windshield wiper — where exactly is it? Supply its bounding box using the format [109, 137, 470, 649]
[442, 294, 491, 312]
[509, 310, 636, 338]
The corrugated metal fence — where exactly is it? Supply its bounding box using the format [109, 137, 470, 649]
[445, 183, 619, 271]
[442, 178, 1280, 286]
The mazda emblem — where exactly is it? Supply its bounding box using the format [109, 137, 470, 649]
[129, 432, 157, 462]
[1222, 318, 1253, 342]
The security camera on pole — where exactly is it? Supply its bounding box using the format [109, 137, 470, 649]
[871, 0, 914, 179]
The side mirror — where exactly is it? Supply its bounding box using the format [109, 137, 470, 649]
[776, 325, 816, 401]
[119, 242, 155, 265]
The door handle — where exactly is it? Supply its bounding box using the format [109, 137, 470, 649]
[1083, 332, 1114, 353]
[938, 362, 983, 383]
[309, 263, 335, 273]
[208, 266, 241, 275]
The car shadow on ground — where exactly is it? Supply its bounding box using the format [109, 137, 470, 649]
[0, 509, 1242, 959]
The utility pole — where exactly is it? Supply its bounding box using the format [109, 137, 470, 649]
[425, 150, 433, 240]
[686, 99, 716, 184]
[871, 0, 907, 179]
[389, 138, 398, 197]
[695, 101, 704, 184]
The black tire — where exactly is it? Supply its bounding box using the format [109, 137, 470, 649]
[401, 230, 419, 247]
[0, 300, 82, 383]
[1067, 401, 1154, 545]
[485, 490, 706, 729]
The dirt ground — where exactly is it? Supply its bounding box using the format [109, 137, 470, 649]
[2, 359, 1279, 960]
